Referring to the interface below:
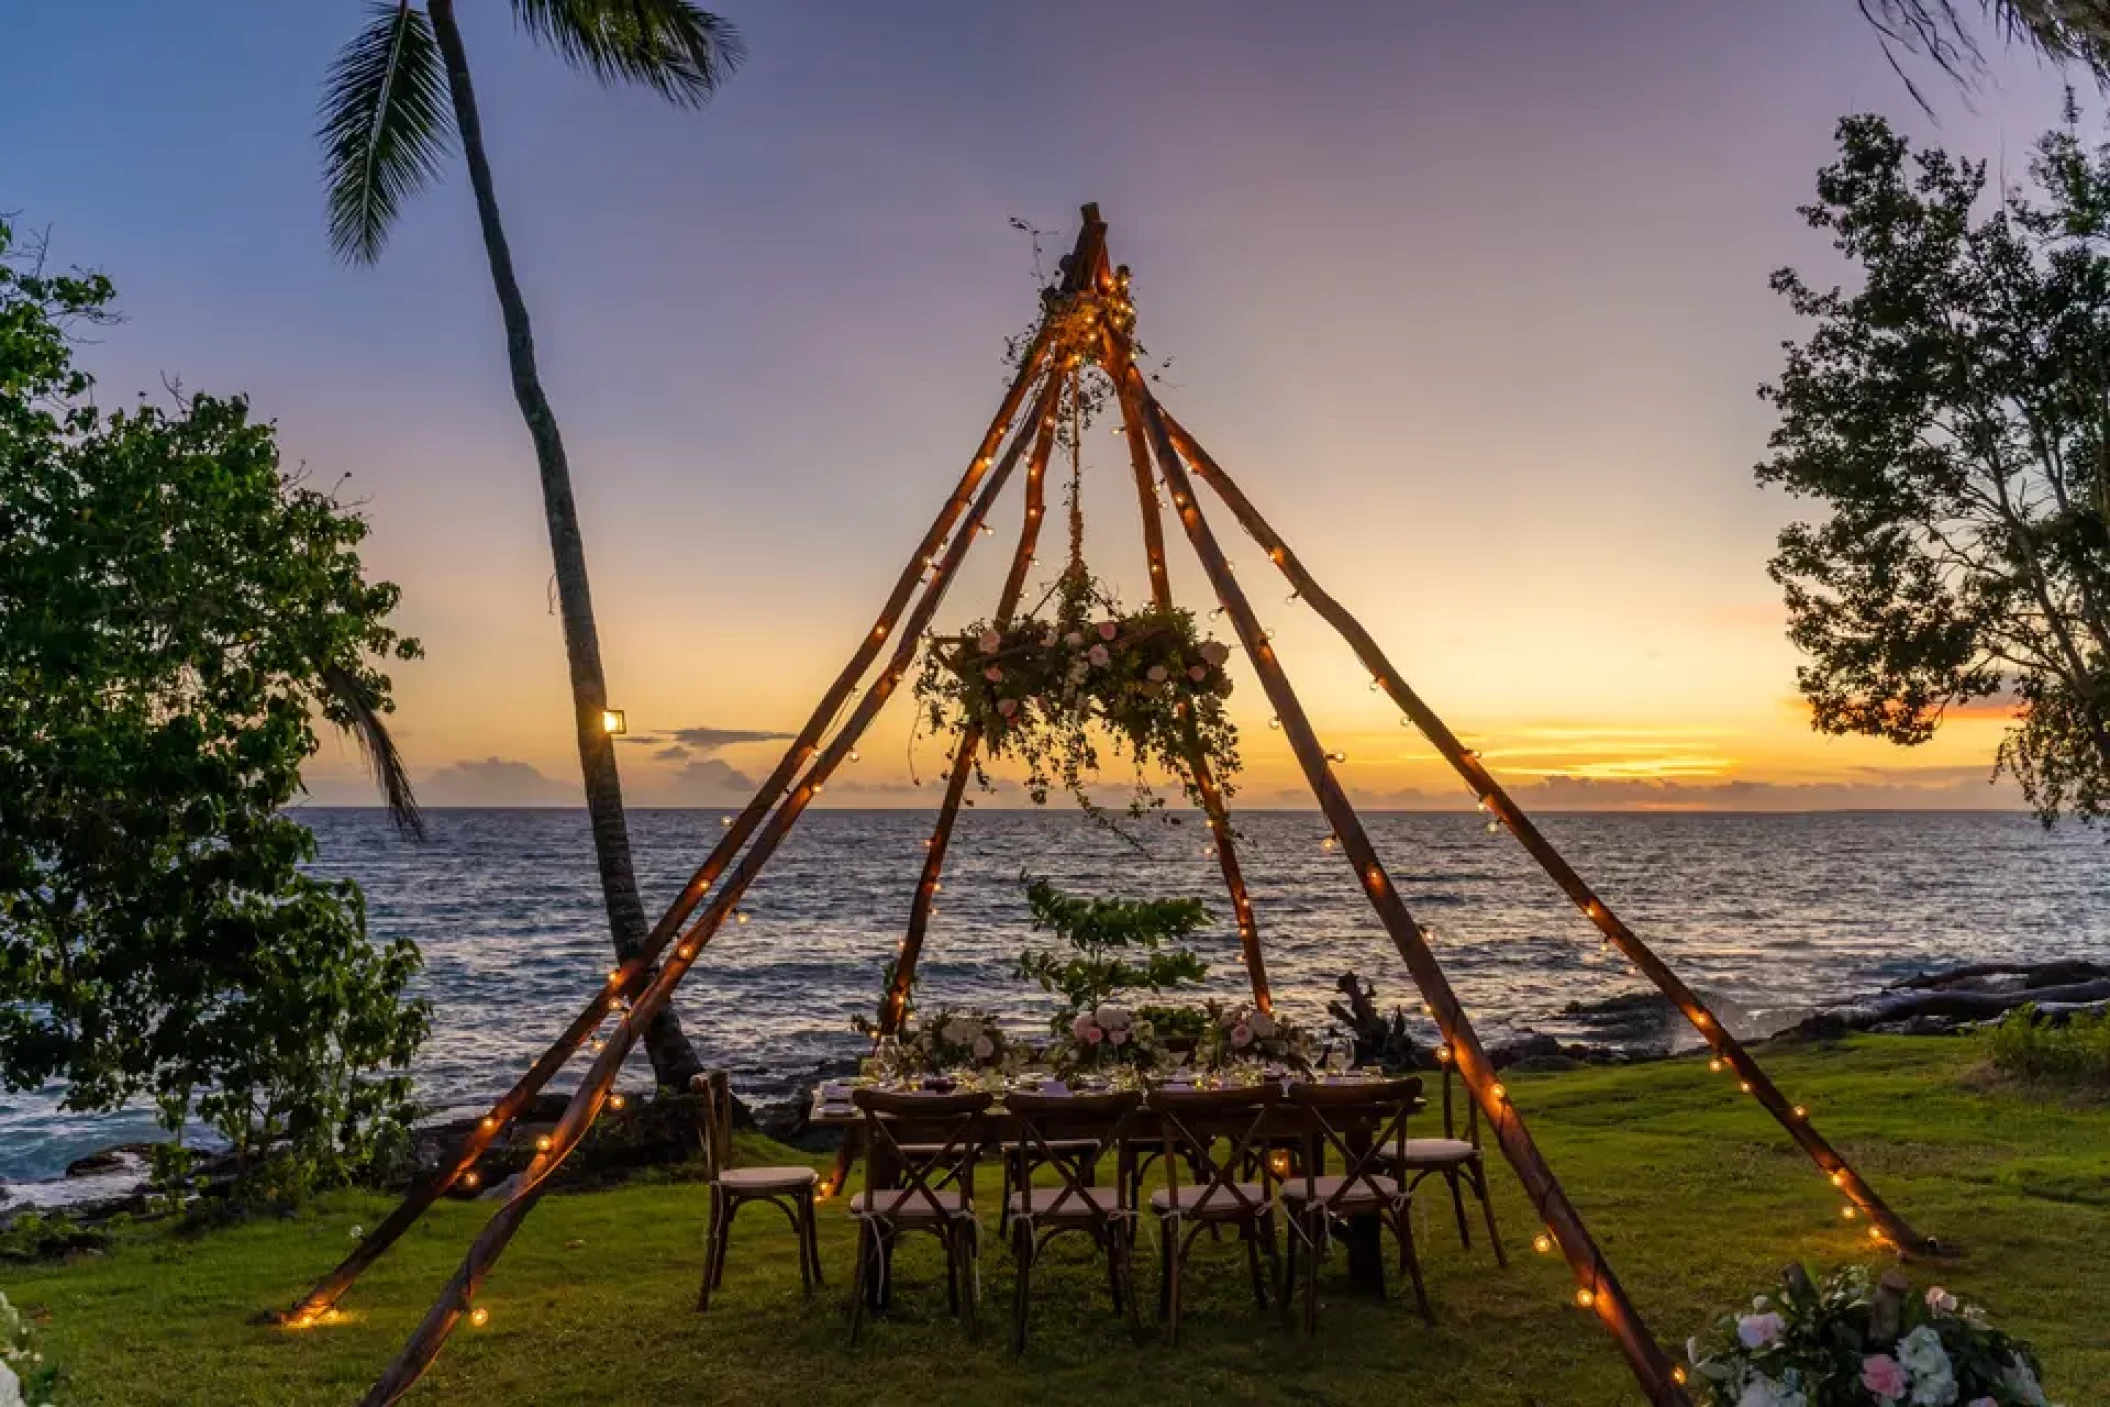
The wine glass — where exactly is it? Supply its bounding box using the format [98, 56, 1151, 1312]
[1323, 1043, 1350, 1079]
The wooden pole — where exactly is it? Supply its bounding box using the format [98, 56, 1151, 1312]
[284, 328, 1061, 1326]
[356, 369, 1065, 1407]
[880, 366, 1067, 1032]
[1123, 365, 1691, 1405]
[1158, 409, 1928, 1257]
[1110, 362, 1273, 1009]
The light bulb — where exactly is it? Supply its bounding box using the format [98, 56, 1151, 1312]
[1842, 1205, 1857, 1220]
[1437, 1044, 1454, 1064]
[1532, 1232, 1553, 1255]
[608, 1093, 626, 1111]
[463, 1171, 480, 1190]
[678, 946, 694, 961]
[469, 1306, 490, 1328]
[735, 910, 751, 926]
[1490, 1082, 1508, 1101]
[480, 1116, 497, 1131]
[1830, 1171, 1846, 1187]
[1739, 1080, 1753, 1093]
[1708, 1057, 1724, 1073]
[719, 815, 732, 827]
[535, 1135, 553, 1152]
[607, 969, 622, 985]
[849, 750, 861, 763]
[1268, 716, 1281, 730]
[1575, 1288, 1596, 1310]
[1793, 1105, 1807, 1118]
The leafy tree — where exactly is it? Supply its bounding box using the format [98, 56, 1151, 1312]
[1859, 1, 2110, 103]
[1014, 877, 1211, 1033]
[1761, 107, 2110, 824]
[0, 222, 429, 1199]
[317, 0, 744, 1086]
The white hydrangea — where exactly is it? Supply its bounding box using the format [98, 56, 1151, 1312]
[1737, 1373, 1807, 1407]
[0, 1358, 22, 1407]
[1897, 1325, 1957, 1406]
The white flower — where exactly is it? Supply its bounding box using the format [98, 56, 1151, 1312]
[1199, 640, 1230, 666]
[1248, 1011, 1277, 1039]
[972, 1035, 995, 1061]
[1737, 1374, 1806, 1407]
[1924, 1286, 1959, 1314]
[1064, 631, 1084, 647]
[1093, 1005, 1132, 1030]
[943, 1018, 979, 1045]
[1999, 1357, 2050, 1407]
[1737, 1312, 1785, 1348]
[1896, 1325, 1957, 1406]
[0, 1360, 21, 1407]
[1146, 664, 1168, 682]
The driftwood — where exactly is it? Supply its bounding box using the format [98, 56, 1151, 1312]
[1328, 971, 1422, 1070]
[1796, 961, 2110, 1034]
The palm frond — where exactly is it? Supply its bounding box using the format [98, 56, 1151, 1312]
[322, 664, 427, 839]
[1860, 0, 2110, 102]
[320, 1, 456, 265]
[512, 0, 746, 108]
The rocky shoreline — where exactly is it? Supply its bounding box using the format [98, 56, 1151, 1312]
[7, 959, 2100, 1239]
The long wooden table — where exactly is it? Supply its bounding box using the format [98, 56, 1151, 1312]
[811, 1085, 1429, 1310]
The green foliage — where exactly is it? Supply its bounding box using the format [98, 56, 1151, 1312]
[1982, 1003, 2110, 1085]
[320, 1, 744, 264]
[0, 221, 429, 1202]
[1013, 876, 1211, 1031]
[0, 1288, 59, 1407]
[1761, 106, 2110, 825]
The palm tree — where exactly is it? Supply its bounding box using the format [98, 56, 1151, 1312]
[319, 0, 744, 1085]
[1860, 1, 2110, 102]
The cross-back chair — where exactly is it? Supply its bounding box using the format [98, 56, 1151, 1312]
[694, 1070, 824, 1312]
[847, 1087, 994, 1344]
[1003, 1088, 1143, 1352]
[1142, 1082, 1286, 1344]
[1280, 1076, 1431, 1330]
[1381, 1057, 1506, 1267]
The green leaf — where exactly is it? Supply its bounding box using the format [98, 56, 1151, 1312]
[511, 0, 745, 107]
[320, 1, 455, 265]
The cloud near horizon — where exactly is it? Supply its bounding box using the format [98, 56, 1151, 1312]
[418, 757, 577, 807]
[620, 725, 796, 755]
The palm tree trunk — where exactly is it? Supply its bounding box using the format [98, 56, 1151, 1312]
[428, 0, 699, 1088]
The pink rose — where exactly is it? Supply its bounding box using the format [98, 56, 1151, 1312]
[1085, 1025, 1104, 1045]
[1070, 1014, 1097, 1041]
[1088, 644, 1109, 666]
[1230, 1023, 1254, 1048]
[1187, 665, 1208, 681]
[1146, 664, 1168, 682]
[977, 629, 1002, 654]
[1097, 621, 1118, 640]
[984, 666, 1004, 682]
[995, 697, 1018, 716]
[1736, 1312, 1784, 1348]
[1861, 1354, 1907, 1401]
[1064, 631, 1084, 647]
[1108, 1028, 1129, 1046]
[1925, 1286, 1958, 1313]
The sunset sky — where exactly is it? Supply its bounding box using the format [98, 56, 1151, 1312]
[2, 1, 2078, 810]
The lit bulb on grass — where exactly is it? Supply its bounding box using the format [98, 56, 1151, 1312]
[1533, 1232, 1553, 1255]
[469, 1306, 489, 1329]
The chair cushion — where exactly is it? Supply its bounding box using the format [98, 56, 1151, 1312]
[1389, 1138, 1479, 1164]
[1148, 1182, 1272, 1218]
[1279, 1173, 1403, 1205]
[999, 1137, 1102, 1153]
[718, 1166, 817, 1191]
[1008, 1185, 1118, 1219]
[850, 1187, 973, 1220]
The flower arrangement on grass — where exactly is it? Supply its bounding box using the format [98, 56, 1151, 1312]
[1198, 1000, 1315, 1072]
[1689, 1263, 2060, 1407]
[0, 1290, 57, 1407]
[913, 567, 1240, 824]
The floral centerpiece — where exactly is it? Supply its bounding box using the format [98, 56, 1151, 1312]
[883, 1006, 1016, 1080]
[1047, 1003, 1163, 1077]
[913, 566, 1240, 824]
[1689, 1263, 2060, 1407]
[1197, 1000, 1315, 1072]
[0, 1290, 57, 1407]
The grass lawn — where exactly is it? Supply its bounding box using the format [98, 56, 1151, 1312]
[4, 1036, 2104, 1406]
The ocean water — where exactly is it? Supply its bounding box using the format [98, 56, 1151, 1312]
[3, 808, 2106, 1186]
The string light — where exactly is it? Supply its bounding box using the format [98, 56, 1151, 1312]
[1841, 1206, 1857, 1221]
[469, 1306, 490, 1329]
[735, 910, 751, 926]
[1533, 1232, 1554, 1255]
[607, 968, 622, 986]
[678, 945, 695, 961]
[608, 1093, 627, 1111]
[1490, 1082, 1508, 1102]
[1268, 716, 1281, 730]
[849, 749, 861, 763]
[480, 1116, 497, 1131]
[1575, 1288, 1597, 1310]
[1739, 1080, 1753, 1093]
[1793, 1105, 1808, 1119]
[1830, 1171, 1847, 1188]
[535, 1135, 553, 1153]
[1673, 1366, 1689, 1387]
[462, 1171, 480, 1190]
[1320, 837, 1336, 852]
[1325, 750, 1347, 763]
[719, 815, 733, 827]
[1437, 1044, 1455, 1065]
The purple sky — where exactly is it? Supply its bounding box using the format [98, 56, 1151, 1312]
[0, 1, 2080, 808]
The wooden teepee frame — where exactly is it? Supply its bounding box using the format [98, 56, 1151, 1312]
[306, 207, 1926, 1407]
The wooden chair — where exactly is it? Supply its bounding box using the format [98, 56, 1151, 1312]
[847, 1088, 993, 1344]
[1382, 1058, 1507, 1267]
[1004, 1089, 1142, 1353]
[695, 1071, 823, 1312]
[1279, 1076, 1431, 1330]
[1142, 1082, 1286, 1344]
